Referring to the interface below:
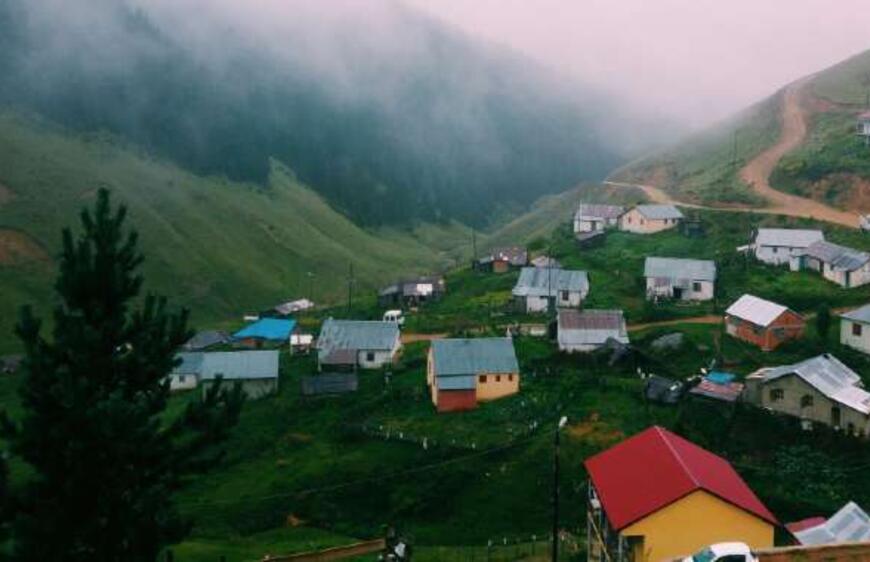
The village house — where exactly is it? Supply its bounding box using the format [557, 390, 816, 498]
[169, 352, 203, 391]
[198, 350, 280, 399]
[427, 337, 519, 413]
[644, 257, 716, 301]
[573, 203, 625, 233]
[725, 294, 805, 351]
[512, 267, 589, 313]
[233, 318, 297, 348]
[753, 228, 824, 266]
[840, 304, 870, 355]
[316, 318, 401, 371]
[474, 246, 528, 273]
[585, 426, 776, 562]
[619, 204, 684, 234]
[557, 309, 628, 353]
[378, 276, 445, 308]
[273, 298, 315, 316]
[789, 240, 870, 288]
[744, 353, 870, 435]
[789, 502, 870, 545]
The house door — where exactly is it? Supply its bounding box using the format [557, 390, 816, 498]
[831, 406, 841, 427]
[672, 287, 683, 299]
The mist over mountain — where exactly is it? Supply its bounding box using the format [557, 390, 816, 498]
[0, 0, 668, 226]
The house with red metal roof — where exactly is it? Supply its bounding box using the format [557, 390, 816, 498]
[584, 426, 776, 562]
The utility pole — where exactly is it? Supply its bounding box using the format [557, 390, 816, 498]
[731, 129, 739, 170]
[552, 416, 568, 562]
[347, 263, 355, 313]
[472, 229, 478, 264]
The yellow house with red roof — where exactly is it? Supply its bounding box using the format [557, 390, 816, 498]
[584, 426, 776, 562]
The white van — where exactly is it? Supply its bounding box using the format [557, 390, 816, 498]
[383, 309, 405, 325]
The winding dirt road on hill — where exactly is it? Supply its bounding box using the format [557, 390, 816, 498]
[738, 81, 859, 227]
[608, 81, 860, 228]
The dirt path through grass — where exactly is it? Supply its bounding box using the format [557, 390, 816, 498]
[738, 80, 859, 228]
[627, 315, 722, 332]
[605, 80, 860, 229]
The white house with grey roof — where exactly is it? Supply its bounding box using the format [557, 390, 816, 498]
[753, 228, 824, 265]
[512, 267, 589, 313]
[793, 502, 870, 545]
[427, 338, 520, 412]
[619, 204, 684, 234]
[557, 309, 629, 352]
[573, 203, 625, 233]
[790, 240, 870, 288]
[644, 257, 716, 301]
[197, 350, 280, 399]
[745, 353, 870, 435]
[316, 318, 401, 371]
[840, 304, 870, 355]
[169, 352, 203, 391]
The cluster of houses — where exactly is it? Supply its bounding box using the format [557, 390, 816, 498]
[585, 425, 870, 561]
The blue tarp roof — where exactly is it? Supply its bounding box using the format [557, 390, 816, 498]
[233, 318, 296, 341]
[705, 371, 736, 385]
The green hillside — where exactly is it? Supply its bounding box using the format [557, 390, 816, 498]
[610, 94, 778, 205]
[770, 50, 870, 209]
[0, 111, 478, 353]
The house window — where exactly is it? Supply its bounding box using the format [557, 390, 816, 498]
[800, 395, 813, 408]
[772, 247, 778, 254]
[561, 290, 570, 301]
[692, 282, 702, 292]
[496, 375, 501, 382]
[366, 352, 375, 362]
[479, 375, 486, 383]
[769, 388, 784, 402]
[853, 323, 863, 337]
[178, 375, 186, 383]
[508, 374, 514, 382]
[832, 406, 841, 427]
[848, 422, 856, 435]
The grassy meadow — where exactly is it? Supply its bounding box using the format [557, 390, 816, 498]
[5, 208, 870, 560]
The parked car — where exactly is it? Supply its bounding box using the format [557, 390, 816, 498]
[383, 309, 405, 325]
[682, 543, 758, 562]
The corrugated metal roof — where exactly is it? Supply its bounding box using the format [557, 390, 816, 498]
[530, 256, 562, 269]
[512, 267, 589, 297]
[184, 330, 230, 350]
[689, 379, 744, 402]
[794, 502, 870, 545]
[173, 352, 204, 375]
[301, 373, 358, 395]
[274, 299, 314, 315]
[644, 257, 716, 282]
[574, 203, 625, 221]
[199, 350, 279, 381]
[842, 303, 870, 324]
[431, 338, 519, 378]
[757, 354, 870, 414]
[437, 375, 477, 390]
[479, 246, 527, 266]
[558, 309, 628, 347]
[316, 318, 400, 363]
[233, 318, 296, 341]
[635, 204, 684, 220]
[801, 240, 870, 271]
[379, 277, 444, 298]
[755, 228, 824, 248]
[725, 294, 792, 327]
[585, 426, 777, 531]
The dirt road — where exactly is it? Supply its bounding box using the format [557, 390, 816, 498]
[738, 81, 859, 228]
[627, 315, 722, 333]
[606, 81, 860, 229]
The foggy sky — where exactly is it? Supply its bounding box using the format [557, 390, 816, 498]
[407, 0, 870, 129]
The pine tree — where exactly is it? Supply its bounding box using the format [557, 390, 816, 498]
[1, 189, 244, 561]
[816, 303, 832, 343]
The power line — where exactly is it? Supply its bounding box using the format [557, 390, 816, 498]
[178, 431, 550, 510]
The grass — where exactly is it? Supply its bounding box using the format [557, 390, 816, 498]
[611, 94, 778, 206]
[0, 110, 599, 355]
[811, 49, 870, 106]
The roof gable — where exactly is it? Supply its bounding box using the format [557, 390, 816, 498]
[512, 267, 589, 297]
[584, 426, 776, 530]
[644, 257, 717, 282]
[755, 228, 824, 248]
[233, 318, 296, 341]
[431, 338, 519, 378]
[317, 319, 400, 361]
[725, 294, 793, 327]
[757, 354, 870, 414]
[841, 303, 870, 324]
